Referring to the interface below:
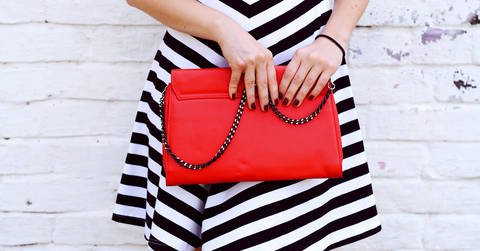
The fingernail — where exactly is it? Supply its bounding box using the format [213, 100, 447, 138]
[251, 103, 256, 110]
[308, 95, 314, 100]
[293, 99, 300, 106]
[274, 99, 279, 106]
[232, 93, 236, 100]
[278, 92, 284, 100]
[263, 104, 269, 112]
[283, 98, 289, 106]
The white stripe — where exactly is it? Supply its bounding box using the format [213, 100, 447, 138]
[306, 215, 381, 250]
[126, 143, 148, 158]
[204, 174, 374, 249]
[169, 29, 229, 68]
[333, 85, 354, 104]
[331, 64, 349, 82]
[150, 223, 195, 251]
[154, 200, 202, 236]
[113, 203, 147, 220]
[159, 40, 199, 70]
[157, 167, 208, 212]
[248, 195, 377, 251]
[341, 130, 364, 148]
[202, 179, 326, 232]
[337, 108, 358, 125]
[200, 0, 249, 30]
[250, 0, 304, 29]
[120, 163, 147, 178]
[342, 151, 368, 172]
[204, 182, 259, 208]
[117, 183, 147, 199]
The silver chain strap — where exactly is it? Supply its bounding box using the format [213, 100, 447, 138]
[159, 82, 334, 170]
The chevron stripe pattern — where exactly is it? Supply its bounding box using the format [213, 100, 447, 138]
[112, 0, 381, 250]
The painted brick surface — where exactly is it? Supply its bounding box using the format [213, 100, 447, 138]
[1, 0, 480, 250]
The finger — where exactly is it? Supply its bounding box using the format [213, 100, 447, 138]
[278, 60, 300, 104]
[229, 67, 242, 100]
[267, 62, 279, 106]
[283, 61, 311, 106]
[244, 64, 257, 110]
[255, 65, 269, 112]
[308, 68, 335, 100]
[292, 64, 323, 107]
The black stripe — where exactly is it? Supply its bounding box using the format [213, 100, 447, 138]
[212, 185, 375, 250]
[326, 225, 382, 250]
[147, 189, 157, 209]
[267, 11, 331, 56]
[195, 37, 223, 58]
[203, 164, 371, 243]
[158, 50, 180, 73]
[146, 69, 168, 93]
[130, 132, 149, 145]
[336, 97, 355, 115]
[203, 180, 301, 220]
[120, 173, 147, 188]
[125, 153, 148, 168]
[340, 120, 361, 137]
[139, 91, 161, 117]
[164, 32, 217, 69]
[112, 213, 144, 227]
[151, 211, 202, 247]
[115, 194, 146, 209]
[145, 212, 153, 231]
[156, 188, 205, 226]
[148, 230, 200, 251]
[342, 141, 365, 159]
[208, 182, 239, 196]
[134, 112, 163, 149]
[332, 75, 350, 94]
[250, 1, 328, 40]
[180, 185, 210, 203]
[147, 166, 160, 188]
[216, 0, 283, 18]
[278, 205, 379, 251]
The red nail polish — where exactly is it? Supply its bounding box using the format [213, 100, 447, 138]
[293, 99, 300, 106]
[279, 92, 284, 100]
[232, 93, 236, 100]
[283, 98, 289, 106]
[274, 99, 279, 106]
[308, 95, 314, 100]
[251, 103, 256, 110]
[263, 104, 269, 112]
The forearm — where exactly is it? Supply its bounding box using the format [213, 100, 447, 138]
[320, 0, 369, 49]
[126, 0, 239, 44]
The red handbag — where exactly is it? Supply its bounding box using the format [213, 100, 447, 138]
[160, 66, 343, 186]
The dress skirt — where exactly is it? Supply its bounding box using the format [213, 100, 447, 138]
[112, 0, 381, 250]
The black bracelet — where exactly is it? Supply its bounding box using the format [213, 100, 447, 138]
[316, 34, 346, 60]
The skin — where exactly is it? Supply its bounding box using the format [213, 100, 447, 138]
[126, 0, 368, 112]
[125, 0, 368, 249]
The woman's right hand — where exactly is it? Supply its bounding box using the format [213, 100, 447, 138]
[215, 20, 278, 111]
[126, 0, 277, 111]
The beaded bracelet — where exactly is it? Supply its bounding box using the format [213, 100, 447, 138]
[316, 34, 346, 60]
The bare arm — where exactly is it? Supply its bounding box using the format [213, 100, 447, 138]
[279, 0, 369, 106]
[126, 0, 277, 111]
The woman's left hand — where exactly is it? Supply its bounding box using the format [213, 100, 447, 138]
[278, 36, 344, 107]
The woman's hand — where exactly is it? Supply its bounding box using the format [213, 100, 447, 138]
[125, 0, 278, 111]
[278, 36, 343, 107]
[216, 21, 278, 111]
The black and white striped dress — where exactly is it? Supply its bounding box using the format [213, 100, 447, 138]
[113, 0, 381, 250]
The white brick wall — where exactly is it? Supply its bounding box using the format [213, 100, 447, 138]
[1, 0, 479, 250]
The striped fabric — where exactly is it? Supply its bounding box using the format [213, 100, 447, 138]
[112, 0, 381, 250]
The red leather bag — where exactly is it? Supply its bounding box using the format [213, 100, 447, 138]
[160, 66, 343, 186]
